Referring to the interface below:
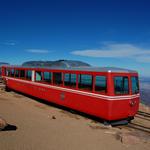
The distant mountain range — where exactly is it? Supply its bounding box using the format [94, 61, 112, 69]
[0, 62, 9, 66]
[22, 60, 90, 68]
[140, 77, 150, 106]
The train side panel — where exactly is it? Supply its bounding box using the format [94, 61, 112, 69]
[5, 77, 137, 121]
[5, 77, 109, 119]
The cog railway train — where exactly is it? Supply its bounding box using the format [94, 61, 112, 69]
[1, 65, 140, 125]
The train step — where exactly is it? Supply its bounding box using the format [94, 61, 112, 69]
[104, 120, 129, 126]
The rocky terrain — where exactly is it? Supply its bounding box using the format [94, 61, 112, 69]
[0, 62, 9, 66]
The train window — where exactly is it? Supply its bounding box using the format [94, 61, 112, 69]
[5, 68, 8, 76]
[114, 76, 129, 94]
[95, 76, 107, 93]
[10, 69, 15, 77]
[53, 72, 63, 85]
[20, 70, 25, 78]
[64, 73, 76, 88]
[43, 72, 52, 83]
[131, 76, 139, 94]
[78, 74, 93, 91]
[15, 70, 19, 78]
[26, 70, 32, 80]
[4, 68, 7, 76]
[6, 68, 11, 76]
[35, 71, 42, 81]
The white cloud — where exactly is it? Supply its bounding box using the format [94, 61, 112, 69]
[4, 42, 16, 46]
[1, 42, 16, 46]
[71, 43, 150, 63]
[26, 49, 50, 54]
[136, 56, 150, 63]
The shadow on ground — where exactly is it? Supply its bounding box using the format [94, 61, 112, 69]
[1, 124, 17, 131]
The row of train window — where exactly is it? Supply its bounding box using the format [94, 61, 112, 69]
[5, 69, 139, 94]
[6, 69, 107, 93]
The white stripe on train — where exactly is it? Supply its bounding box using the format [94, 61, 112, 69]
[5, 77, 140, 101]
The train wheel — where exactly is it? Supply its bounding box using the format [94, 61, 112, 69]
[5, 86, 11, 92]
[104, 121, 110, 126]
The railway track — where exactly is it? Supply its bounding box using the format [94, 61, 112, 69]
[137, 110, 150, 118]
[117, 111, 150, 134]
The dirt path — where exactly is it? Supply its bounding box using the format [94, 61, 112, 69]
[0, 90, 150, 150]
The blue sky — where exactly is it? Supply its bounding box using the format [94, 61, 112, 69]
[0, 0, 150, 77]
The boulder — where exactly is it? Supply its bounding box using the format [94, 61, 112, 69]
[52, 116, 56, 119]
[120, 133, 141, 145]
[0, 117, 7, 130]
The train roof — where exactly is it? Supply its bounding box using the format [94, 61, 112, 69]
[3, 65, 138, 73]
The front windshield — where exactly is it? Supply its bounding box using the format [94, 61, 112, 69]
[131, 76, 139, 94]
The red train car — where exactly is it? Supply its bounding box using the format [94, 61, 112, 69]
[1, 66, 140, 125]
